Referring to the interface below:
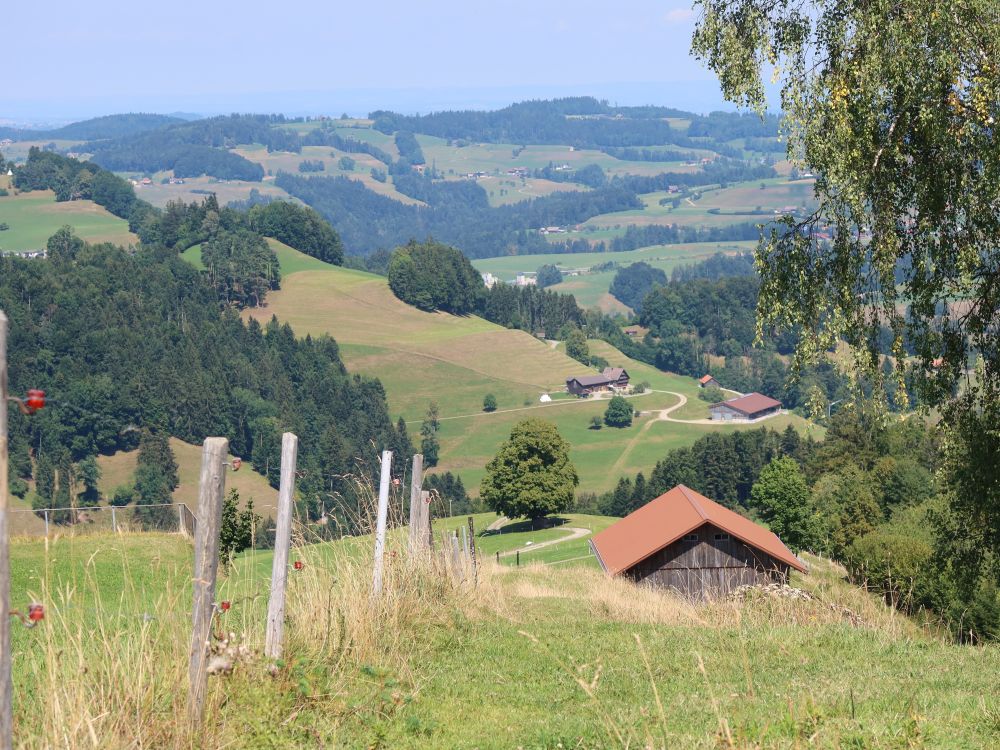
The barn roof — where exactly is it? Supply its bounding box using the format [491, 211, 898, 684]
[589, 484, 807, 575]
[711, 392, 781, 415]
[602, 367, 627, 380]
[699, 374, 717, 384]
[567, 374, 612, 387]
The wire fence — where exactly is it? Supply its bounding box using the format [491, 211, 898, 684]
[9, 503, 198, 538]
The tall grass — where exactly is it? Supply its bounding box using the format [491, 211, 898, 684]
[10, 502, 499, 748]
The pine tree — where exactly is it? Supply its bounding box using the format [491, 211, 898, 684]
[420, 402, 441, 467]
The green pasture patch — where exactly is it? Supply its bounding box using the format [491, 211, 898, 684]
[0, 190, 136, 251]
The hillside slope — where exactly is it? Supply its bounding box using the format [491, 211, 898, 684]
[9, 529, 996, 748]
[234, 246, 819, 493]
[0, 189, 137, 251]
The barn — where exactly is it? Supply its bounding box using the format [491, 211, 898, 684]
[589, 484, 806, 599]
[602, 367, 630, 389]
[709, 392, 781, 421]
[698, 374, 720, 388]
[566, 374, 613, 396]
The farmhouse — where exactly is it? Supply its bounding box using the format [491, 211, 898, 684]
[589, 484, 807, 598]
[698, 374, 720, 388]
[565, 374, 613, 396]
[709, 392, 781, 422]
[602, 367, 629, 389]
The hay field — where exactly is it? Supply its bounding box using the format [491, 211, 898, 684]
[0, 190, 137, 251]
[96, 437, 278, 514]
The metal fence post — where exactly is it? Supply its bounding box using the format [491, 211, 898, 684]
[43, 510, 49, 537]
[111, 506, 117, 533]
[407, 454, 423, 555]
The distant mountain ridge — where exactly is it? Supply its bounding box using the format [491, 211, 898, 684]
[0, 113, 185, 142]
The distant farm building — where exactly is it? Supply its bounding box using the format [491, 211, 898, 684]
[709, 393, 782, 422]
[698, 374, 720, 389]
[623, 325, 647, 338]
[566, 374, 613, 396]
[566, 367, 630, 396]
[481, 272, 499, 289]
[602, 367, 630, 389]
[589, 485, 807, 599]
[514, 273, 536, 287]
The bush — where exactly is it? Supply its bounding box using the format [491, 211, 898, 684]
[8, 478, 27, 498]
[483, 393, 497, 412]
[110, 485, 134, 507]
[633, 381, 650, 394]
[699, 385, 725, 403]
[589, 415, 603, 430]
[603, 396, 634, 428]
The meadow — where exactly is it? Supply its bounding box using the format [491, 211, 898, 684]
[230, 246, 818, 495]
[7, 524, 997, 748]
[0, 190, 137, 251]
[474, 240, 757, 312]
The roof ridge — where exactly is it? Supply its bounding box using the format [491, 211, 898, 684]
[678, 485, 708, 520]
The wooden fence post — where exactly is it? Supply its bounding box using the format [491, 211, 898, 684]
[187, 437, 229, 727]
[468, 516, 477, 584]
[265, 432, 298, 660]
[407, 454, 423, 555]
[421, 490, 432, 549]
[372, 450, 392, 597]
[0, 311, 12, 748]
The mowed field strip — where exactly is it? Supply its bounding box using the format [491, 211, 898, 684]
[0, 190, 137, 251]
[233, 245, 819, 494]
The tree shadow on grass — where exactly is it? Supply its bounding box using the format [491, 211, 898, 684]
[480, 516, 570, 536]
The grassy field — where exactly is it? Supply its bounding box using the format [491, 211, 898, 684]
[95, 436, 278, 515]
[230, 247, 819, 495]
[240, 247, 594, 421]
[417, 135, 707, 179]
[474, 241, 756, 312]
[132, 173, 294, 209]
[0, 190, 137, 251]
[8, 529, 997, 748]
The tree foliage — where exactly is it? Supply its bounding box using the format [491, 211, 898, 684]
[220, 489, 262, 564]
[387, 239, 483, 313]
[749, 457, 818, 552]
[480, 419, 578, 526]
[693, 0, 1000, 584]
[603, 396, 634, 428]
[535, 264, 563, 289]
[609, 262, 666, 311]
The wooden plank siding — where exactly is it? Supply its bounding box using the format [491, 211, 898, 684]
[623, 522, 789, 599]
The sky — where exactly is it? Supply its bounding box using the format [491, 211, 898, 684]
[4, 0, 740, 124]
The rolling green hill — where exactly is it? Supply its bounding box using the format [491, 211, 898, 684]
[231, 245, 818, 495]
[0, 189, 137, 251]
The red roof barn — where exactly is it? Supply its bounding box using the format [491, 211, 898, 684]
[590, 485, 806, 598]
[709, 392, 782, 421]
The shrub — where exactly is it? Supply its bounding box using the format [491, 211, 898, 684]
[110, 485, 134, 507]
[604, 396, 634, 428]
[699, 385, 724, 403]
[483, 393, 497, 412]
[8, 478, 27, 498]
[589, 415, 603, 430]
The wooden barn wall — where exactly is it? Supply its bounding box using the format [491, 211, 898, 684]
[624, 523, 790, 599]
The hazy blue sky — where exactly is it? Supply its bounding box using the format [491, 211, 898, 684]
[5, 0, 739, 123]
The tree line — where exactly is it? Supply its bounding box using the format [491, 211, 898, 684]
[0, 234, 411, 533]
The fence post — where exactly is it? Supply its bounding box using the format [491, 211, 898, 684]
[421, 490, 432, 549]
[187, 437, 229, 727]
[111, 505, 117, 533]
[372, 450, 392, 597]
[407, 454, 423, 556]
[468, 516, 477, 584]
[516, 550, 520, 567]
[0, 311, 12, 748]
[43, 510, 49, 537]
[265, 433, 298, 660]
[177, 503, 184, 534]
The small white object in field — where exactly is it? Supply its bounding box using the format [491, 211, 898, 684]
[539, 394, 552, 402]
[525, 541, 533, 546]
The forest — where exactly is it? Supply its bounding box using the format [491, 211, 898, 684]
[0, 235, 411, 533]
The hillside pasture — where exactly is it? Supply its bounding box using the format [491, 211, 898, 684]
[237, 247, 818, 494]
[0, 190, 137, 251]
[7, 529, 996, 748]
[132, 172, 293, 209]
[474, 241, 755, 311]
[417, 135, 706, 179]
[96, 436, 278, 514]
[242, 247, 594, 420]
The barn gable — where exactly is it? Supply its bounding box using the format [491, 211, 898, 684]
[589, 485, 806, 598]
